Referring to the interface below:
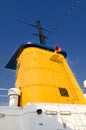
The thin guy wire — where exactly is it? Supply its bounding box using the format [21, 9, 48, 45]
[47, 0, 80, 37]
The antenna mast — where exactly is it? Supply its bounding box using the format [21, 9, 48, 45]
[35, 20, 46, 44]
[18, 20, 50, 45]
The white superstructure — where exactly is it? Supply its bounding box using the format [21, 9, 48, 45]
[0, 103, 86, 130]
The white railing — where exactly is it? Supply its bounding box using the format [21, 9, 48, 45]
[0, 88, 9, 106]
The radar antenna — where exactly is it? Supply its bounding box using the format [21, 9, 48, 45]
[18, 20, 52, 45]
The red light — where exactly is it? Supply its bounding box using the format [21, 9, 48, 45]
[55, 46, 62, 52]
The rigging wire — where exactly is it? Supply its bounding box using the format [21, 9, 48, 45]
[0, 95, 8, 97]
[0, 88, 8, 91]
[0, 88, 8, 98]
[0, 88, 8, 106]
[47, 0, 80, 37]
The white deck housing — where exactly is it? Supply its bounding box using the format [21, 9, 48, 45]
[0, 103, 86, 130]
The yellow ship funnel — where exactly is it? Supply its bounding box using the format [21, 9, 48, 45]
[5, 42, 86, 106]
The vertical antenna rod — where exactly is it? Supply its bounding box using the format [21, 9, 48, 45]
[35, 20, 46, 44]
[18, 20, 50, 45]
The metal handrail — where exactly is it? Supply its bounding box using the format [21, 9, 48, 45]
[0, 88, 9, 106]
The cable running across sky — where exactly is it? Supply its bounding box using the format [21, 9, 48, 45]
[47, 0, 80, 37]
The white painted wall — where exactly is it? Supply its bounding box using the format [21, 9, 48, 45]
[0, 103, 86, 130]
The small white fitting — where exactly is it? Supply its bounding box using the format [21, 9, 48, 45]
[8, 88, 21, 107]
[83, 80, 86, 89]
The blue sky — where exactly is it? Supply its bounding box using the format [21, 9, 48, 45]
[0, 0, 86, 96]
